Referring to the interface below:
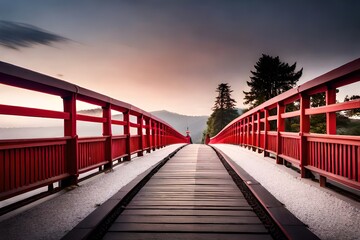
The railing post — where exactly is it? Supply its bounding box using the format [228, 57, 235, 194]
[246, 117, 250, 148]
[240, 119, 243, 146]
[326, 86, 337, 134]
[138, 114, 144, 157]
[264, 108, 270, 157]
[157, 123, 161, 149]
[152, 121, 157, 150]
[62, 93, 78, 187]
[251, 114, 255, 151]
[124, 111, 131, 161]
[146, 118, 152, 153]
[102, 104, 112, 170]
[300, 93, 310, 178]
[276, 102, 285, 164]
[256, 111, 261, 153]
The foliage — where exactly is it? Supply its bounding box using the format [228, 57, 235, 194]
[206, 83, 239, 137]
[244, 54, 303, 109]
[344, 95, 360, 117]
[309, 93, 326, 133]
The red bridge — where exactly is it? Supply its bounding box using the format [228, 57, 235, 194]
[0, 59, 359, 240]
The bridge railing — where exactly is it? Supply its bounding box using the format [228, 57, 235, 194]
[0, 61, 188, 201]
[210, 58, 360, 190]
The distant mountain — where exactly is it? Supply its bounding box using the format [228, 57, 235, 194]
[77, 108, 103, 117]
[78, 108, 209, 143]
[150, 110, 208, 144]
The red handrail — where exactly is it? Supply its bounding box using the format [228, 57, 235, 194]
[0, 61, 188, 201]
[210, 58, 360, 190]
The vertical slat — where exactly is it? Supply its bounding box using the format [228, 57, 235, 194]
[328, 143, 331, 173]
[345, 145, 350, 178]
[0, 150, 4, 192]
[321, 142, 324, 170]
[357, 146, 360, 182]
[351, 146, 356, 180]
[15, 149, 20, 189]
[335, 144, 338, 175]
[4, 150, 10, 191]
[331, 143, 335, 174]
[10, 149, 15, 190]
[340, 144, 344, 177]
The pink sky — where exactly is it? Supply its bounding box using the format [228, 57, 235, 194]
[0, 1, 359, 119]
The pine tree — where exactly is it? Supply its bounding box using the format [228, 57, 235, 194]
[244, 54, 303, 109]
[206, 83, 239, 137]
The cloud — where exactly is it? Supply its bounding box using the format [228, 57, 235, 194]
[0, 20, 68, 49]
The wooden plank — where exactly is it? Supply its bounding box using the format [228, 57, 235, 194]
[125, 205, 253, 210]
[121, 209, 257, 217]
[146, 179, 235, 185]
[108, 223, 268, 233]
[127, 200, 250, 207]
[103, 232, 272, 240]
[115, 215, 262, 224]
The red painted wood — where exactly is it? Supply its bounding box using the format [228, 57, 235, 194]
[0, 104, 69, 119]
[210, 59, 360, 190]
[0, 62, 187, 201]
[326, 87, 337, 134]
[138, 115, 144, 157]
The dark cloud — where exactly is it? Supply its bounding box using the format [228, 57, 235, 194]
[0, 20, 68, 49]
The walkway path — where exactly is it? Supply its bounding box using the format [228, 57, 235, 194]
[101, 144, 272, 240]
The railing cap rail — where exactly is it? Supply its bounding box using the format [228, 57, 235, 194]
[0, 61, 182, 136]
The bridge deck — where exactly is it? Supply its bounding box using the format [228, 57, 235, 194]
[103, 144, 272, 240]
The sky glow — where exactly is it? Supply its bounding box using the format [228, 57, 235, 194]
[0, 0, 359, 118]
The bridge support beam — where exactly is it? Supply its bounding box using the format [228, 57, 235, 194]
[326, 87, 337, 134]
[124, 111, 131, 161]
[276, 102, 285, 164]
[62, 93, 79, 187]
[146, 118, 152, 153]
[264, 109, 270, 157]
[138, 114, 144, 157]
[103, 104, 113, 170]
[300, 93, 310, 178]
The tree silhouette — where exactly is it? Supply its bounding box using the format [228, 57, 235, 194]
[206, 83, 239, 137]
[244, 54, 303, 109]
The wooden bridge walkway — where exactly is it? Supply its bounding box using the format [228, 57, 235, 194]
[65, 144, 320, 240]
[103, 144, 271, 240]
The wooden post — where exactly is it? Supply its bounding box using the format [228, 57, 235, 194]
[146, 118, 151, 153]
[246, 117, 250, 148]
[103, 104, 112, 170]
[152, 121, 157, 151]
[276, 102, 285, 164]
[241, 119, 246, 147]
[257, 111, 261, 153]
[326, 87, 337, 134]
[137, 114, 144, 156]
[264, 108, 270, 157]
[239, 121, 242, 146]
[62, 93, 78, 187]
[157, 123, 161, 149]
[123, 111, 131, 161]
[300, 93, 310, 178]
[251, 115, 255, 150]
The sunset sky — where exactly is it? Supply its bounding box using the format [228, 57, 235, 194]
[1, 0, 360, 117]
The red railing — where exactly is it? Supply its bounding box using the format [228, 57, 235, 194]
[0, 61, 188, 201]
[210, 58, 360, 190]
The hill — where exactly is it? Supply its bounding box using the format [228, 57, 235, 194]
[78, 109, 209, 143]
[150, 110, 208, 143]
